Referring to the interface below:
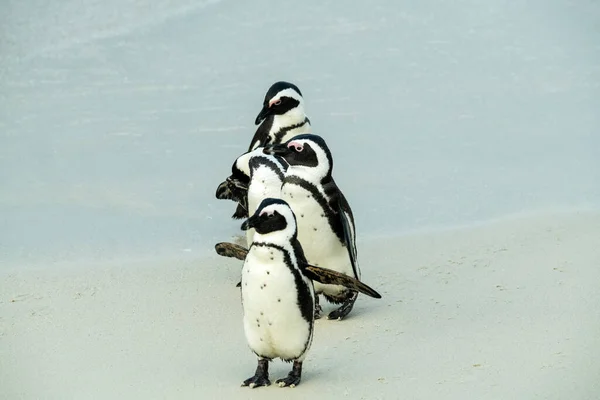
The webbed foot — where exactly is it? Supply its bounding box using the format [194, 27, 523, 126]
[275, 361, 302, 388]
[314, 295, 323, 320]
[242, 358, 270, 388]
[327, 290, 358, 320]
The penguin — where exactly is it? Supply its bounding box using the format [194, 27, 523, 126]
[239, 197, 315, 388]
[248, 81, 312, 152]
[263, 134, 361, 320]
[224, 81, 312, 220]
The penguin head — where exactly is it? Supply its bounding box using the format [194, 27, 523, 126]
[241, 198, 297, 239]
[255, 81, 305, 125]
[263, 134, 333, 182]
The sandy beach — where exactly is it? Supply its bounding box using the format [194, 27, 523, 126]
[2, 210, 599, 399]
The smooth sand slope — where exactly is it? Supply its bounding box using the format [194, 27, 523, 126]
[1, 210, 599, 399]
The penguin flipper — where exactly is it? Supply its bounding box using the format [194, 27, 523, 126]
[340, 206, 358, 276]
[232, 202, 249, 219]
[215, 242, 248, 260]
[335, 193, 360, 280]
[322, 180, 360, 280]
[247, 116, 273, 152]
[303, 264, 381, 299]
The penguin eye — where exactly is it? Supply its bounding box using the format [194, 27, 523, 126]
[272, 99, 282, 106]
[287, 141, 303, 152]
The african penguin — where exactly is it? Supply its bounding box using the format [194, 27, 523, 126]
[239, 198, 315, 388]
[225, 81, 312, 220]
[249, 81, 312, 152]
[264, 134, 361, 320]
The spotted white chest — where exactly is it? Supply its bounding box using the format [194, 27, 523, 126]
[241, 244, 313, 361]
[281, 182, 357, 296]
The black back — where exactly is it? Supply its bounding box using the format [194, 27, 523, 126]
[248, 117, 274, 151]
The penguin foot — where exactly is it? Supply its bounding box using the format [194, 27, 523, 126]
[242, 376, 271, 388]
[276, 361, 302, 388]
[314, 296, 323, 320]
[327, 290, 358, 320]
[242, 359, 270, 388]
[314, 304, 323, 319]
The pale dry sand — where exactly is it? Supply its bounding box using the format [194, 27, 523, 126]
[1, 211, 599, 400]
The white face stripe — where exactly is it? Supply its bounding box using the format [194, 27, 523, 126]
[286, 139, 331, 182]
[269, 88, 303, 106]
[260, 204, 281, 215]
[271, 204, 295, 223]
[259, 208, 273, 217]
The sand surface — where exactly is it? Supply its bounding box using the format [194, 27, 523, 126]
[2, 0, 600, 266]
[2, 211, 599, 399]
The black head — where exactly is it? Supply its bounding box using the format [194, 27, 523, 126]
[241, 198, 296, 237]
[262, 134, 333, 181]
[255, 81, 304, 125]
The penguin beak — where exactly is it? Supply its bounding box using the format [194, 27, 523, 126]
[255, 104, 271, 125]
[263, 143, 288, 156]
[241, 214, 259, 231]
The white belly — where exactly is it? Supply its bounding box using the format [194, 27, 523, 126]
[241, 245, 313, 361]
[282, 183, 356, 296]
